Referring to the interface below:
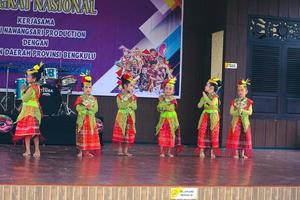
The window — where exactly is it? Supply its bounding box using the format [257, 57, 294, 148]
[248, 16, 300, 118]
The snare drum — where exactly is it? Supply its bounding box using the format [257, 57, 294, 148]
[15, 78, 27, 100]
[44, 68, 58, 79]
[61, 75, 77, 90]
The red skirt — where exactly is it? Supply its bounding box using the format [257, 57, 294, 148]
[197, 113, 220, 155]
[76, 116, 101, 152]
[226, 119, 252, 157]
[112, 115, 135, 144]
[158, 120, 175, 148]
[13, 116, 41, 143]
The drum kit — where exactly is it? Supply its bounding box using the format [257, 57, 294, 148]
[36, 68, 78, 116]
[0, 64, 105, 136]
[0, 64, 79, 118]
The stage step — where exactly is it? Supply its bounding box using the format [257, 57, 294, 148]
[1, 185, 299, 200]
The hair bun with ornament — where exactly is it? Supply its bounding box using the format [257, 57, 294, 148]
[208, 77, 222, 86]
[237, 78, 251, 88]
[208, 77, 222, 92]
[80, 70, 92, 86]
[116, 71, 135, 89]
[26, 61, 44, 81]
[162, 77, 177, 89]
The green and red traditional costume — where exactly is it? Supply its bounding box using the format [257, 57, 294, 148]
[13, 83, 42, 142]
[13, 64, 43, 143]
[75, 74, 101, 154]
[75, 94, 101, 152]
[156, 95, 181, 149]
[196, 93, 220, 154]
[226, 79, 253, 157]
[112, 93, 137, 144]
[112, 72, 137, 144]
[196, 77, 222, 155]
[155, 78, 182, 153]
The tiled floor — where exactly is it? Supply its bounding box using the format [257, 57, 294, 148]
[0, 144, 299, 186]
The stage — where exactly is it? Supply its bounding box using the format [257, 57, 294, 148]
[0, 144, 299, 200]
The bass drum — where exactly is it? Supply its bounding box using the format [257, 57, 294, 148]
[40, 84, 62, 116]
[0, 115, 13, 133]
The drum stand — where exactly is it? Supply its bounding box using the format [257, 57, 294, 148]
[0, 66, 11, 113]
[58, 88, 76, 116]
[12, 97, 22, 114]
[65, 89, 76, 115]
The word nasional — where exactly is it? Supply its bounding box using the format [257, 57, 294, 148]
[0, 0, 98, 15]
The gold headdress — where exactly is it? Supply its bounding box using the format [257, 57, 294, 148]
[26, 61, 44, 75]
[237, 78, 251, 88]
[80, 71, 92, 86]
[208, 77, 221, 85]
[164, 77, 177, 88]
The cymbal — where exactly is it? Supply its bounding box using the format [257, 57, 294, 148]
[57, 69, 70, 72]
[0, 65, 25, 72]
[0, 64, 23, 69]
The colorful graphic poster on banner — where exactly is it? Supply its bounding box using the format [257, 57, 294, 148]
[0, 0, 183, 98]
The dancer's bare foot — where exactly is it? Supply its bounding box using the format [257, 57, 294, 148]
[33, 151, 40, 158]
[211, 153, 216, 159]
[160, 154, 165, 157]
[77, 151, 82, 158]
[23, 152, 31, 157]
[118, 151, 124, 156]
[166, 148, 174, 157]
[241, 150, 248, 159]
[124, 152, 133, 157]
[167, 153, 174, 157]
[199, 152, 205, 159]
